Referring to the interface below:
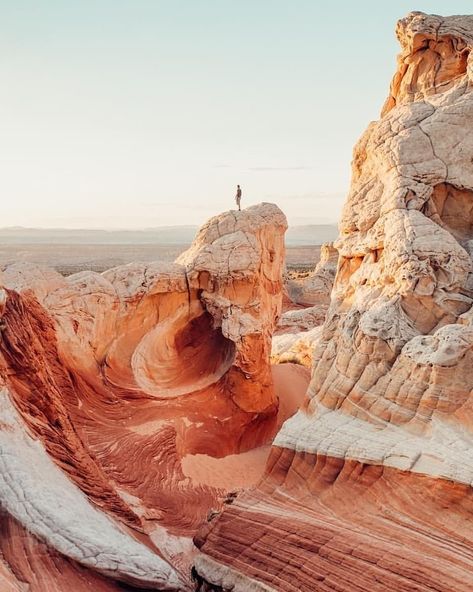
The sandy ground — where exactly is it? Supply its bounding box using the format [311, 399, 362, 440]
[181, 447, 272, 490]
[272, 363, 311, 427]
[0, 244, 321, 275]
[181, 363, 310, 490]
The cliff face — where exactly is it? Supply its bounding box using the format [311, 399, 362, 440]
[0, 203, 291, 590]
[194, 13, 473, 591]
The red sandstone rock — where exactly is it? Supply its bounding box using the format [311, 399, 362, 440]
[3, 10, 473, 592]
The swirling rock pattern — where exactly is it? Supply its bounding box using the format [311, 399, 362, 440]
[0, 203, 303, 590]
[194, 12, 473, 591]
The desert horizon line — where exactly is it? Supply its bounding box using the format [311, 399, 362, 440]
[0, 222, 339, 232]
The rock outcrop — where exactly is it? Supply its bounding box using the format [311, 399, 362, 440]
[285, 242, 338, 309]
[273, 242, 338, 366]
[194, 12, 473, 591]
[271, 325, 322, 367]
[0, 203, 303, 590]
[277, 305, 327, 334]
[272, 243, 337, 368]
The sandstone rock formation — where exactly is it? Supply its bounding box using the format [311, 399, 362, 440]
[271, 325, 322, 367]
[271, 243, 337, 369]
[0, 203, 310, 590]
[194, 12, 473, 591]
[273, 242, 338, 366]
[277, 305, 327, 334]
[285, 242, 338, 309]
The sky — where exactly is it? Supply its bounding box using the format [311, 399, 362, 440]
[1, 1, 473, 229]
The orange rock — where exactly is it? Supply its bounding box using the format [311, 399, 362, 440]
[0, 203, 298, 590]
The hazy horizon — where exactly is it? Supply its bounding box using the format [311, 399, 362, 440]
[0, 221, 337, 231]
[3, 1, 473, 229]
[0, 222, 339, 248]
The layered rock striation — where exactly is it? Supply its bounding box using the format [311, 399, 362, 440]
[0, 203, 296, 590]
[194, 12, 473, 591]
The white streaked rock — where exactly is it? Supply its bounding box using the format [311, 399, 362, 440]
[0, 389, 183, 590]
[275, 405, 473, 485]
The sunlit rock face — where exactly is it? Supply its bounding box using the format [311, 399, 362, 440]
[0, 203, 294, 590]
[194, 13, 473, 591]
[271, 326, 322, 367]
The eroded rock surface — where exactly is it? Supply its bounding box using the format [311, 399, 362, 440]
[273, 243, 337, 367]
[194, 12, 473, 591]
[271, 326, 322, 367]
[285, 242, 338, 309]
[0, 203, 297, 590]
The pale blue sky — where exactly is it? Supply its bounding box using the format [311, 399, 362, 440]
[1, 1, 472, 228]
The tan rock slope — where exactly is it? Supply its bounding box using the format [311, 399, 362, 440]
[0, 203, 310, 590]
[194, 12, 473, 591]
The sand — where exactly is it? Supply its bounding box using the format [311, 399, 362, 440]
[181, 363, 310, 490]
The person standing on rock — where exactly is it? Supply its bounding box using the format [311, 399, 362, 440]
[235, 185, 242, 211]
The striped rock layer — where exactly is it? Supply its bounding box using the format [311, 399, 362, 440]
[194, 12, 473, 591]
[0, 203, 296, 590]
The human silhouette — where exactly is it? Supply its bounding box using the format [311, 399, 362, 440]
[235, 185, 242, 211]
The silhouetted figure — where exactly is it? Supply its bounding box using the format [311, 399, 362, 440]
[235, 185, 242, 211]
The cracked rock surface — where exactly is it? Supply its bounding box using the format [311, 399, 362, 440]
[194, 12, 473, 592]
